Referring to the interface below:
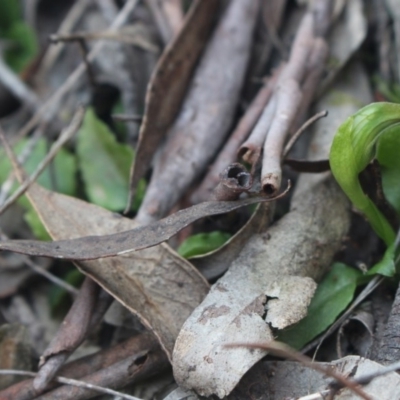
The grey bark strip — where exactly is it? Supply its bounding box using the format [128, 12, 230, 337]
[0, 188, 288, 261]
[136, 0, 260, 223]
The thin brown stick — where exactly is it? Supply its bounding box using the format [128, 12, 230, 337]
[261, 79, 302, 195]
[49, 31, 158, 53]
[192, 68, 280, 203]
[289, 38, 329, 134]
[225, 341, 372, 400]
[0, 57, 40, 113]
[162, 0, 184, 36]
[283, 110, 328, 157]
[0, 107, 84, 216]
[0, 370, 143, 400]
[238, 94, 277, 165]
[145, 0, 174, 44]
[33, 278, 101, 391]
[36, 349, 169, 400]
[38, 0, 93, 76]
[0, 229, 78, 295]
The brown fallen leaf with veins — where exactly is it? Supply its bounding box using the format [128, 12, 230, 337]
[11, 182, 209, 359]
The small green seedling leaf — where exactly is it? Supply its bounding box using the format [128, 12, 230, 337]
[77, 109, 145, 212]
[330, 102, 400, 246]
[177, 231, 231, 259]
[278, 263, 361, 349]
[367, 242, 396, 277]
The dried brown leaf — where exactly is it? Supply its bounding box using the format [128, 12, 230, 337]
[7, 183, 210, 358]
[0, 187, 287, 261]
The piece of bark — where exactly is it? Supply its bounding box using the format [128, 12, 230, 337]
[375, 282, 400, 364]
[0, 332, 158, 400]
[172, 177, 350, 397]
[136, 0, 260, 223]
[126, 0, 221, 211]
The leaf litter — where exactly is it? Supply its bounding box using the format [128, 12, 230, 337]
[1, 0, 400, 399]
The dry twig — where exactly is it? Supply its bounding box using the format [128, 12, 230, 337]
[226, 341, 371, 400]
[0, 370, 143, 400]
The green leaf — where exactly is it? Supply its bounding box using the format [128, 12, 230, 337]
[377, 130, 400, 215]
[329, 102, 400, 246]
[3, 22, 38, 72]
[0, 0, 21, 32]
[77, 108, 144, 212]
[0, 138, 77, 240]
[367, 242, 396, 277]
[177, 231, 231, 259]
[278, 263, 361, 350]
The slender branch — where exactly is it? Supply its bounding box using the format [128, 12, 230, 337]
[0, 229, 78, 295]
[238, 94, 277, 165]
[0, 370, 143, 400]
[225, 341, 372, 400]
[261, 79, 302, 195]
[283, 110, 328, 157]
[0, 57, 40, 113]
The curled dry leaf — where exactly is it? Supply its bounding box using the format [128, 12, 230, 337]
[126, 0, 221, 211]
[0, 188, 288, 261]
[172, 178, 350, 398]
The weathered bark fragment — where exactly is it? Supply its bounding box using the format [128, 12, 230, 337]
[172, 177, 350, 397]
